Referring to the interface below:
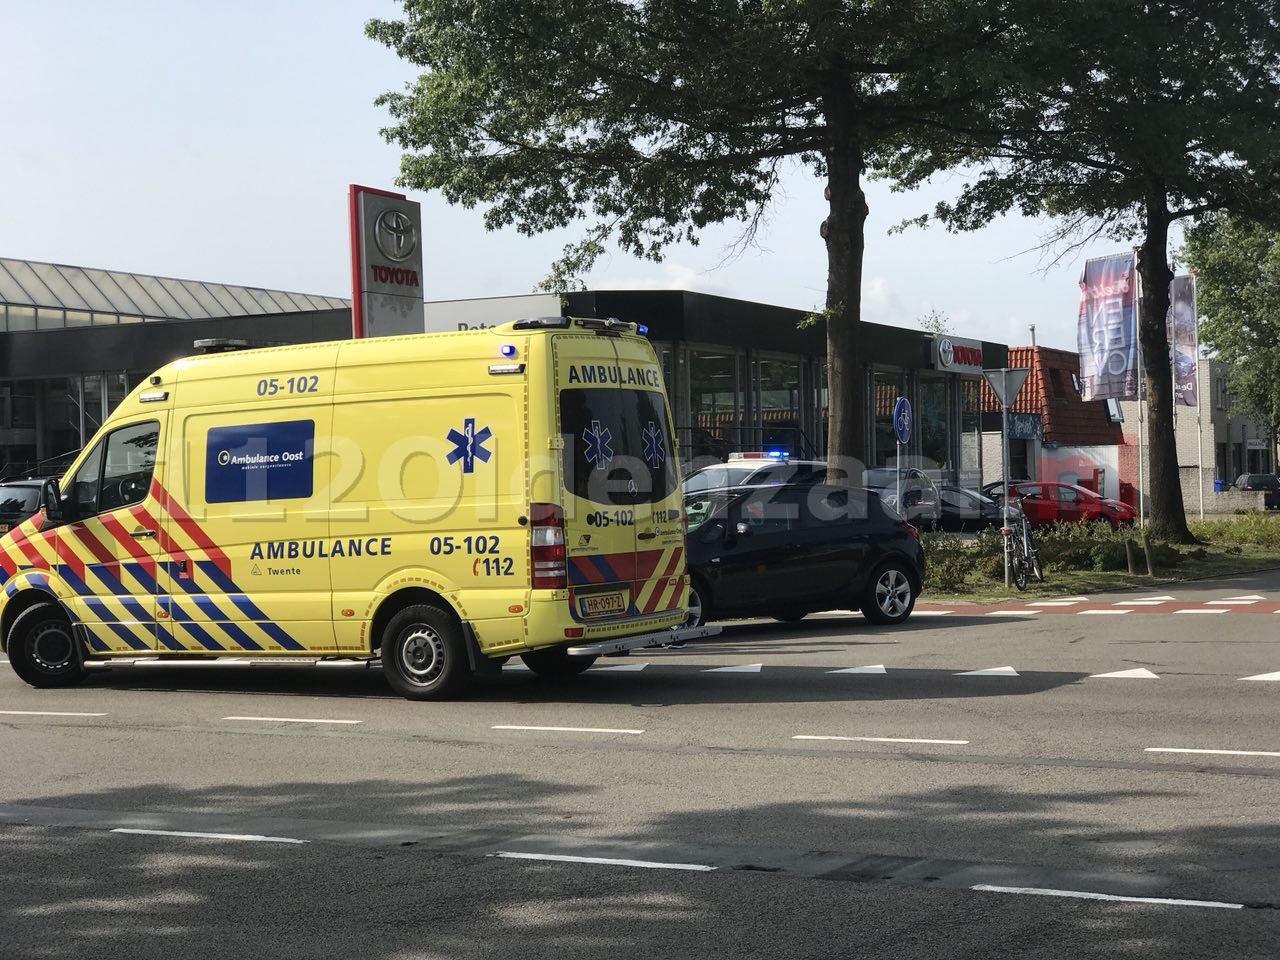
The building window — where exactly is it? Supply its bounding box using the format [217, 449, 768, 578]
[959, 378, 981, 477]
[756, 356, 802, 454]
[918, 375, 950, 471]
[36, 308, 65, 330]
[872, 369, 905, 467]
[64, 310, 92, 328]
[1105, 399, 1124, 423]
[689, 349, 743, 453]
[7, 306, 36, 332]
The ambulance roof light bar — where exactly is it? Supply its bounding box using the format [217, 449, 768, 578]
[727, 451, 791, 461]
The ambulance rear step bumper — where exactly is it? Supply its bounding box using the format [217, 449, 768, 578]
[566, 624, 721, 657]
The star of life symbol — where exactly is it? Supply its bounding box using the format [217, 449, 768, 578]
[642, 421, 666, 468]
[582, 420, 614, 470]
[446, 418, 492, 473]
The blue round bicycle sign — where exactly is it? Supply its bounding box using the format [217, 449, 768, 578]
[893, 396, 912, 444]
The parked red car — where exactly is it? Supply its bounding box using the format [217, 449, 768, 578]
[1006, 481, 1136, 529]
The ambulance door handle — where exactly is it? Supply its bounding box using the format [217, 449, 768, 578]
[130, 528, 156, 539]
[637, 531, 657, 540]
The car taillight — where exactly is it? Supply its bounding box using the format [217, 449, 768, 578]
[530, 502, 566, 589]
[900, 521, 919, 541]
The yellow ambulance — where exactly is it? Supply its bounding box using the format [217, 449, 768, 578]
[0, 317, 709, 700]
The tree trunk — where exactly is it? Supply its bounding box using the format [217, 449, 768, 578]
[822, 73, 868, 479]
[1137, 198, 1193, 542]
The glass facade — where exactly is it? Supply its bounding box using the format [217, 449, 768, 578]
[917, 375, 950, 471]
[872, 369, 905, 467]
[0, 372, 145, 480]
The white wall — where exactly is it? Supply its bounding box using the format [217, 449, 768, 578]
[424, 293, 562, 333]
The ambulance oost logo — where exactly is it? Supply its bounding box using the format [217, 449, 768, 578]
[642, 421, 665, 468]
[582, 420, 614, 470]
[217, 450, 231, 466]
[446, 418, 493, 474]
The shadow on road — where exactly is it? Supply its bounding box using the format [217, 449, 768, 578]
[1, 775, 1274, 959]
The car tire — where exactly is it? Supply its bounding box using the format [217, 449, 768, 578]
[860, 562, 917, 625]
[686, 579, 710, 628]
[380, 604, 472, 701]
[771, 611, 808, 623]
[6, 602, 88, 689]
[520, 645, 598, 678]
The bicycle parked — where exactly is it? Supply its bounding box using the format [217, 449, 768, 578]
[1000, 495, 1044, 590]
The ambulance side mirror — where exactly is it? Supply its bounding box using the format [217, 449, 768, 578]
[41, 479, 65, 524]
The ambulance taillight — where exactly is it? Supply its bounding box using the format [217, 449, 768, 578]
[530, 503, 567, 589]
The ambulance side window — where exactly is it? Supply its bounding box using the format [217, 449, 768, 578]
[68, 444, 104, 518]
[68, 420, 160, 517]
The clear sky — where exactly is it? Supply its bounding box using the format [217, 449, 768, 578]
[2, 1, 1162, 351]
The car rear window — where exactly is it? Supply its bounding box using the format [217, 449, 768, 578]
[0, 486, 39, 517]
[560, 388, 679, 505]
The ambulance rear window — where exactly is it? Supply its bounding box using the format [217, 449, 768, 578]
[559, 388, 678, 505]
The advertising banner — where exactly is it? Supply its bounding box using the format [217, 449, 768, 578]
[1077, 253, 1138, 401]
[349, 184, 425, 338]
[1168, 274, 1198, 406]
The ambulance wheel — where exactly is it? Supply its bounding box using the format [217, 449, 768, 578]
[381, 604, 471, 700]
[520, 646, 597, 679]
[6, 602, 88, 688]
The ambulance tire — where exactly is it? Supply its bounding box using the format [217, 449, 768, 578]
[380, 604, 472, 700]
[6, 602, 88, 688]
[520, 646, 597, 679]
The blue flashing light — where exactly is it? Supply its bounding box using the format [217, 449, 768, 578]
[499, 343, 518, 358]
[766, 449, 789, 459]
[636, 324, 649, 336]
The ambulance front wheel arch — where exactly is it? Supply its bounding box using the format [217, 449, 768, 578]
[375, 594, 473, 701]
[5, 600, 88, 689]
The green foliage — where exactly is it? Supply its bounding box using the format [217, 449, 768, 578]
[919, 531, 971, 591]
[1191, 514, 1280, 549]
[1183, 215, 1280, 445]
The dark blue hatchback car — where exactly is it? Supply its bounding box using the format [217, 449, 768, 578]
[682, 482, 926, 628]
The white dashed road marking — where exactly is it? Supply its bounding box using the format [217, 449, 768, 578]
[971, 884, 1242, 910]
[1208, 599, 1258, 606]
[1175, 609, 1228, 615]
[1241, 671, 1280, 681]
[910, 610, 951, 616]
[984, 610, 1038, 617]
[956, 666, 1019, 677]
[1090, 668, 1159, 679]
[0, 710, 107, 717]
[492, 725, 644, 735]
[1145, 747, 1280, 758]
[826, 664, 887, 674]
[1028, 600, 1079, 607]
[494, 851, 714, 872]
[222, 716, 362, 725]
[793, 735, 969, 745]
[590, 662, 649, 672]
[112, 828, 307, 845]
[1114, 596, 1175, 605]
[1078, 609, 1130, 615]
[703, 663, 763, 673]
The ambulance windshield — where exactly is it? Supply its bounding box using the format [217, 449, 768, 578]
[559, 388, 678, 505]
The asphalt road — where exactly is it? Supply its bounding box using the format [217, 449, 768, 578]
[2, 573, 1279, 959]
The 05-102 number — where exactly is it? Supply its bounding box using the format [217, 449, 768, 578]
[256, 375, 320, 397]
[429, 535, 501, 556]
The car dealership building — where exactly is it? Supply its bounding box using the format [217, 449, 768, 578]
[0, 257, 1005, 485]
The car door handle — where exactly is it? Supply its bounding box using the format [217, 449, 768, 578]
[637, 531, 657, 540]
[130, 528, 156, 539]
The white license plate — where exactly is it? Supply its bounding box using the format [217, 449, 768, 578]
[579, 592, 626, 617]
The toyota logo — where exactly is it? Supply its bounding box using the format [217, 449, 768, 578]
[374, 209, 418, 262]
[938, 337, 954, 368]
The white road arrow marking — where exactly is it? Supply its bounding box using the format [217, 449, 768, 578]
[1089, 668, 1159, 679]
[826, 665, 888, 674]
[956, 666, 1019, 677]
